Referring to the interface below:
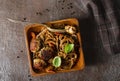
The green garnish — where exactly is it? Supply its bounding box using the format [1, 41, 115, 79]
[52, 56, 61, 68]
[64, 43, 74, 54]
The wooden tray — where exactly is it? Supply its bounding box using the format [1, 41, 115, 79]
[24, 18, 85, 76]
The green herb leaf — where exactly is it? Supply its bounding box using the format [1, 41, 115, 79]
[64, 43, 74, 54]
[52, 56, 61, 68]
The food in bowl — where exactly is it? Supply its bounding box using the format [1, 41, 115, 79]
[30, 24, 80, 73]
[25, 18, 85, 76]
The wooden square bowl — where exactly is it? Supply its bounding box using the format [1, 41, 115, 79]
[24, 18, 85, 76]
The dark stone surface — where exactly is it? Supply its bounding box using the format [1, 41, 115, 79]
[0, 0, 119, 81]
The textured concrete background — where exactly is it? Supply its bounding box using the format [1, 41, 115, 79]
[0, 0, 120, 81]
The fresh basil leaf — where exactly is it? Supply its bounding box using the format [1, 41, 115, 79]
[52, 56, 61, 68]
[64, 43, 74, 54]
